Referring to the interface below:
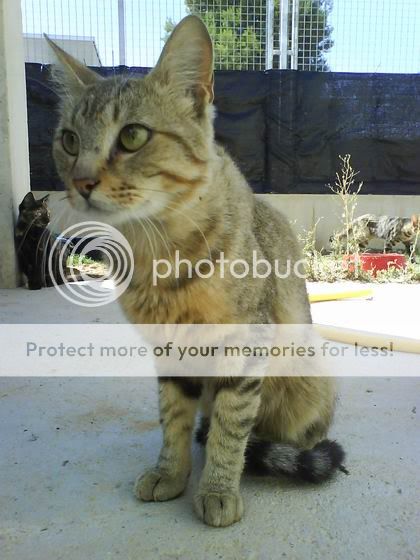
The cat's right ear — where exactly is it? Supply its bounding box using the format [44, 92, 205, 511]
[44, 34, 101, 96]
[20, 192, 35, 210]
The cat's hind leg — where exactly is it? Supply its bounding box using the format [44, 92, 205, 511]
[245, 377, 345, 482]
[134, 378, 200, 502]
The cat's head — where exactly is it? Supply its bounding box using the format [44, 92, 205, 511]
[18, 192, 50, 228]
[398, 214, 420, 243]
[46, 16, 214, 224]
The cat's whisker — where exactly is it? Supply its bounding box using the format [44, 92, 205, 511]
[166, 203, 212, 261]
[128, 220, 139, 253]
[28, 77, 59, 98]
[157, 216, 177, 256]
[146, 217, 158, 256]
[156, 217, 173, 248]
[155, 217, 180, 288]
[47, 205, 67, 233]
[137, 186, 183, 197]
[145, 217, 172, 261]
[134, 217, 156, 263]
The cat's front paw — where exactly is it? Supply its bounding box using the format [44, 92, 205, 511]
[134, 469, 188, 502]
[28, 283, 42, 290]
[194, 490, 244, 527]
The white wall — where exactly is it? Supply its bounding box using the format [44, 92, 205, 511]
[36, 191, 420, 252]
[260, 194, 420, 249]
[0, 0, 30, 288]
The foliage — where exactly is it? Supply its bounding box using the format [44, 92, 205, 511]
[299, 154, 420, 283]
[328, 154, 364, 256]
[67, 254, 95, 267]
[298, 219, 363, 282]
[295, 0, 334, 70]
[165, 0, 334, 70]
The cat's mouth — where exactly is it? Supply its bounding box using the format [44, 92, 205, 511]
[84, 199, 111, 212]
[68, 189, 117, 215]
[83, 202, 116, 217]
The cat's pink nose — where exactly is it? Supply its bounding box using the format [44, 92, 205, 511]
[73, 178, 100, 200]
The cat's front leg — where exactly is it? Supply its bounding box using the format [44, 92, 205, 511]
[134, 378, 200, 502]
[27, 272, 43, 290]
[384, 237, 394, 253]
[194, 378, 262, 527]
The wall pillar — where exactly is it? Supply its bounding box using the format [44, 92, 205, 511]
[0, 0, 30, 288]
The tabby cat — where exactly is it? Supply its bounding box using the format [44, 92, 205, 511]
[47, 16, 345, 527]
[15, 192, 71, 289]
[333, 213, 420, 256]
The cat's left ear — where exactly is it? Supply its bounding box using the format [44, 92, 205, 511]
[20, 192, 35, 210]
[44, 34, 101, 95]
[151, 16, 214, 115]
[411, 214, 419, 228]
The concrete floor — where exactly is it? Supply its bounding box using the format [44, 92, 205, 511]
[0, 284, 419, 559]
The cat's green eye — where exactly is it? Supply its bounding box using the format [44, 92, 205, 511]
[119, 124, 150, 153]
[62, 130, 80, 156]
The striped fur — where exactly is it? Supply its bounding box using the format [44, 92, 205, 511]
[333, 213, 420, 256]
[49, 16, 346, 528]
[197, 417, 344, 483]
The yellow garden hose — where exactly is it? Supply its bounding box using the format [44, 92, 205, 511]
[309, 288, 374, 303]
[314, 324, 420, 355]
[309, 288, 420, 354]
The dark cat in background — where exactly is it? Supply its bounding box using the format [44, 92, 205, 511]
[15, 192, 71, 289]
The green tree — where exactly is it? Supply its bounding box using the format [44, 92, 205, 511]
[165, 1, 333, 71]
[294, 0, 333, 70]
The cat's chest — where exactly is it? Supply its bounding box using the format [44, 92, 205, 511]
[17, 228, 48, 259]
[119, 275, 233, 324]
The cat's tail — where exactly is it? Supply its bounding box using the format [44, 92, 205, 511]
[244, 436, 346, 483]
[196, 421, 346, 483]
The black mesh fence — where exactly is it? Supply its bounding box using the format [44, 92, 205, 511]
[26, 64, 420, 195]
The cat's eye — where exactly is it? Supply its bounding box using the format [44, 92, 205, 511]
[62, 130, 80, 156]
[118, 124, 150, 152]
